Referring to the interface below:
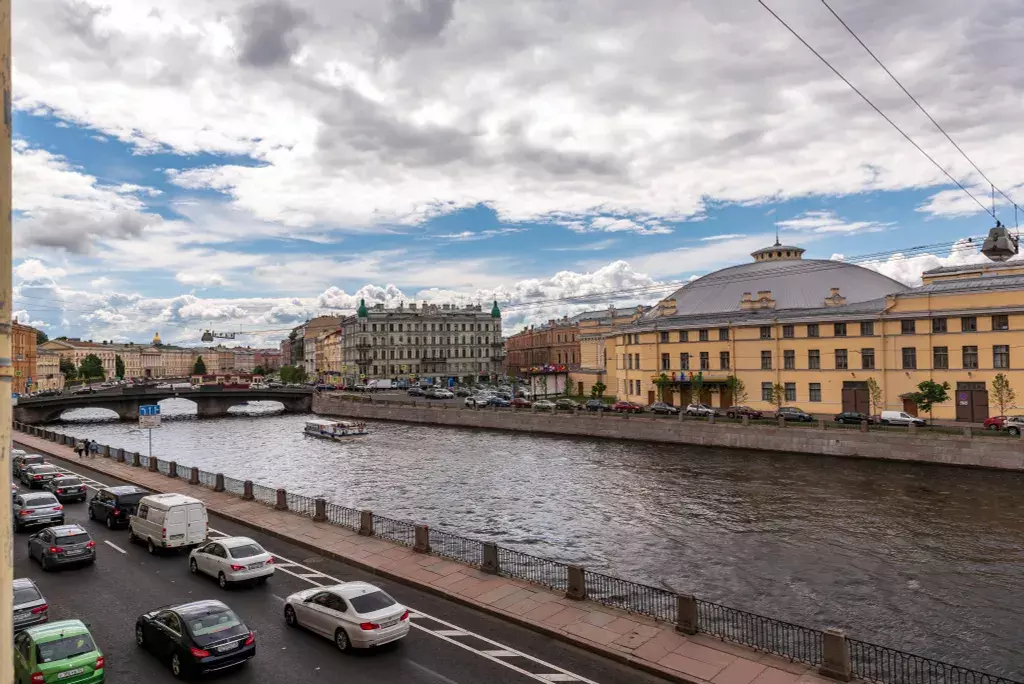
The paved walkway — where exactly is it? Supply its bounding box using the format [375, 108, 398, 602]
[15, 432, 838, 684]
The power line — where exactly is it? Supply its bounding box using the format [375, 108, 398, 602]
[756, 0, 995, 219]
[818, 0, 1023, 219]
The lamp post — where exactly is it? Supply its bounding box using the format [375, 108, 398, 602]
[1, 0, 15, 670]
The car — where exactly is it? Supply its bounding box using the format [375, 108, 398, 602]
[284, 582, 411, 651]
[44, 475, 89, 503]
[21, 463, 62, 489]
[130, 493, 209, 553]
[453, 388, 472, 397]
[983, 415, 1008, 430]
[775, 407, 815, 422]
[685, 403, 719, 417]
[835, 411, 872, 425]
[13, 453, 46, 478]
[533, 399, 556, 410]
[13, 492, 65, 532]
[511, 397, 532, 408]
[725, 406, 763, 419]
[136, 600, 255, 678]
[1004, 416, 1024, 436]
[12, 480, 19, 498]
[72, 386, 97, 395]
[430, 389, 454, 399]
[584, 399, 608, 411]
[648, 402, 680, 415]
[190, 536, 275, 588]
[88, 485, 148, 530]
[486, 396, 511, 408]
[879, 410, 926, 426]
[555, 398, 579, 410]
[13, 578, 49, 632]
[29, 524, 97, 571]
[407, 386, 426, 397]
[14, 619, 105, 683]
[611, 400, 643, 413]
[464, 395, 489, 407]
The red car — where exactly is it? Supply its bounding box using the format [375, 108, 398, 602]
[612, 401, 644, 413]
[511, 397, 532, 408]
[983, 416, 1007, 430]
[725, 406, 763, 419]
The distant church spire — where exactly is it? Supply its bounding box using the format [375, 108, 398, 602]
[774, 225, 781, 247]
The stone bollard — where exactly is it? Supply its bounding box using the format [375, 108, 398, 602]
[531, 406, 536, 413]
[566, 565, 586, 600]
[103, 445, 111, 458]
[742, 415, 750, 426]
[860, 420, 869, 433]
[215, 473, 225, 492]
[778, 415, 786, 428]
[414, 524, 431, 553]
[482, 542, 499, 574]
[678, 411, 683, 422]
[962, 426, 972, 439]
[819, 628, 852, 681]
[313, 498, 326, 522]
[818, 419, 826, 430]
[190, 467, 200, 485]
[132, 452, 141, 467]
[169, 460, 178, 477]
[149, 458, 158, 472]
[243, 480, 254, 500]
[359, 509, 374, 536]
[275, 489, 288, 511]
[708, 414, 715, 425]
[908, 422, 917, 436]
[675, 594, 698, 635]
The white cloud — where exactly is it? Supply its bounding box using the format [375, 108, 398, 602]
[569, 217, 672, 236]
[776, 210, 891, 235]
[857, 238, 1023, 286]
[14, 259, 66, 282]
[176, 272, 228, 288]
[13, 310, 48, 328]
[699, 233, 744, 241]
[433, 227, 525, 241]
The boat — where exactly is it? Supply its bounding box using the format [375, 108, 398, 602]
[303, 418, 368, 439]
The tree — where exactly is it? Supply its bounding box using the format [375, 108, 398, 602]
[590, 381, 607, 399]
[279, 365, 308, 384]
[770, 382, 786, 412]
[59, 358, 77, 381]
[991, 374, 1017, 416]
[537, 374, 548, 398]
[689, 373, 705, 406]
[115, 355, 125, 379]
[726, 375, 747, 406]
[910, 380, 951, 423]
[78, 354, 105, 381]
[653, 373, 672, 402]
[253, 365, 266, 377]
[193, 356, 207, 375]
[865, 377, 883, 416]
[36, 330, 48, 345]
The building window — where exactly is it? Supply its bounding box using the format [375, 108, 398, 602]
[627, 355, 633, 370]
[634, 353, 640, 369]
[900, 320, 916, 335]
[861, 348, 875, 369]
[807, 324, 820, 338]
[901, 347, 916, 370]
[694, 329, 707, 342]
[784, 383, 796, 402]
[809, 383, 822, 402]
[660, 331, 669, 343]
[782, 325, 794, 339]
[720, 351, 730, 369]
[700, 352, 710, 370]
[784, 350, 795, 370]
[761, 382, 773, 402]
[994, 345, 1010, 369]
[963, 346, 979, 369]
[680, 353, 690, 370]
[933, 346, 948, 370]
[932, 318, 947, 333]
[760, 326, 772, 340]
[761, 350, 772, 370]
[808, 349, 820, 370]
[661, 353, 670, 371]
[961, 317, 977, 332]
[835, 349, 848, 370]
[834, 323, 847, 337]
[679, 331, 689, 342]
[860, 321, 874, 336]
[719, 328, 729, 341]
[992, 315, 1010, 331]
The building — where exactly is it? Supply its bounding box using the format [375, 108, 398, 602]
[12, 322, 38, 394]
[279, 339, 292, 368]
[233, 348, 255, 372]
[111, 343, 142, 379]
[319, 329, 343, 380]
[161, 347, 196, 378]
[253, 349, 281, 371]
[41, 339, 117, 380]
[286, 316, 342, 375]
[35, 351, 64, 392]
[569, 305, 650, 397]
[504, 316, 580, 377]
[339, 299, 503, 386]
[605, 238, 1024, 421]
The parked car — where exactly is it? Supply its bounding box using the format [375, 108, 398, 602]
[879, 410, 926, 426]
[487, 396, 511, 408]
[555, 398, 579, 410]
[407, 386, 426, 397]
[136, 600, 255, 678]
[13, 453, 45, 479]
[464, 395, 486, 408]
[12, 480, 19, 498]
[21, 464, 61, 489]
[72, 386, 97, 395]
[725, 406, 763, 419]
[130, 493, 209, 554]
[611, 400, 643, 413]
[775, 407, 815, 422]
[14, 620, 104, 683]
[1003, 416, 1024, 436]
[88, 485, 149, 530]
[44, 476, 88, 503]
[648, 402, 679, 415]
[284, 582, 411, 651]
[13, 578, 49, 632]
[29, 524, 97, 571]
[584, 399, 608, 411]
[454, 388, 472, 397]
[190, 536, 275, 588]
[533, 399, 556, 410]
[510, 397, 532, 408]
[685, 403, 719, 417]
[983, 415, 1008, 430]
[13, 492, 64, 533]
[834, 411, 872, 425]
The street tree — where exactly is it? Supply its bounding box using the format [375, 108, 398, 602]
[991, 374, 1017, 416]
[726, 375, 748, 406]
[910, 380, 951, 423]
[193, 356, 207, 375]
[78, 354, 105, 381]
[36, 330, 48, 345]
[115, 355, 125, 380]
[253, 365, 266, 376]
[59, 358, 77, 381]
[770, 383, 786, 412]
[590, 381, 607, 399]
[865, 377, 883, 416]
[689, 373, 704, 406]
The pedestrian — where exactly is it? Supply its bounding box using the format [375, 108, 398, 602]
[76, 440, 85, 459]
[89, 441, 99, 459]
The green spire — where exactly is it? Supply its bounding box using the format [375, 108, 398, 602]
[491, 299, 501, 318]
[357, 298, 368, 318]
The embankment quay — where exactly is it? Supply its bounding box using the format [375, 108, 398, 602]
[14, 426, 1023, 684]
[314, 393, 1024, 471]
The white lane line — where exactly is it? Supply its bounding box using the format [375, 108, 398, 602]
[104, 540, 127, 554]
[481, 650, 519, 657]
[434, 629, 470, 637]
[46, 463, 603, 684]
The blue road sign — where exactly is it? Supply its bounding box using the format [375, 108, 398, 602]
[139, 405, 161, 416]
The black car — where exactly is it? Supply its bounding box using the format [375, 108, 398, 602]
[44, 476, 88, 503]
[486, 396, 511, 407]
[136, 600, 256, 678]
[72, 386, 97, 395]
[20, 464, 61, 489]
[775, 407, 814, 422]
[28, 524, 96, 571]
[648, 402, 680, 415]
[88, 485, 148, 529]
[584, 399, 608, 411]
[12, 454, 45, 479]
[407, 386, 425, 397]
[835, 412, 871, 425]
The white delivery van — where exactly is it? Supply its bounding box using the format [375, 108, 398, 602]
[129, 493, 209, 554]
[879, 410, 926, 426]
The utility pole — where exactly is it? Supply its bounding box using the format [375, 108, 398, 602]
[1, 0, 14, 674]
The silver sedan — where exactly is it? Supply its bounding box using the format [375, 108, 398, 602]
[283, 582, 410, 652]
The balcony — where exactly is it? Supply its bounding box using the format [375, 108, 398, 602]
[355, 341, 371, 350]
[490, 341, 504, 347]
[421, 356, 447, 364]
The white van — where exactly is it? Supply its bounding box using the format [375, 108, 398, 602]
[880, 410, 926, 426]
[129, 493, 209, 554]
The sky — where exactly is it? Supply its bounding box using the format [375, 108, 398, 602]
[11, 0, 1024, 347]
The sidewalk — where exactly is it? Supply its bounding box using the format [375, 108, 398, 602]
[15, 432, 838, 684]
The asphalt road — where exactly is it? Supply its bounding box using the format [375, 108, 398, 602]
[12, 461, 671, 684]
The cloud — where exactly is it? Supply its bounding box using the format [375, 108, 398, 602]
[433, 227, 524, 241]
[176, 272, 228, 288]
[857, 238, 1023, 286]
[775, 210, 891, 235]
[14, 259, 67, 282]
[236, 0, 308, 69]
[699, 233, 744, 241]
[568, 217, 672, 236]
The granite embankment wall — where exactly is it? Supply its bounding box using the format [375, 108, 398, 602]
[314, 394, 1024, 471]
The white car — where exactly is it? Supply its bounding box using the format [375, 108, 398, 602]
[533, 399, 556, 409]
[464, 396, 489, 407]
[284, 582, 410, 652]
[189, 536, 275, 588]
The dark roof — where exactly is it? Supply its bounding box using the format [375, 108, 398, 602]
[909, 273, 1024, 295]
[104, 485, 148, 495]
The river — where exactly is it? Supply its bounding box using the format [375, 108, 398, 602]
[47, 400, 1024, 678]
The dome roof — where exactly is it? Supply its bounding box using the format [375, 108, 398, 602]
[656, 248, 909, 317]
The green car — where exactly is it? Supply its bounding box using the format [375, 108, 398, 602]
[13, 619, 105, 683]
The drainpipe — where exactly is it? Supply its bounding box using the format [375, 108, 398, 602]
[880, 294, 899, 413]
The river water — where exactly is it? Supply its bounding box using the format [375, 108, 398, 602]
[49, 400, 1024, 678]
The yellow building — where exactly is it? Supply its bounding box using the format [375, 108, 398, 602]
[12, 322, 38, 394]
[41, 339, 117, 380]
[607, 240, 1024, 421]
[320, 329, 343, 379]
[569, 305, 649, 397]
[35, 351, 64, 392]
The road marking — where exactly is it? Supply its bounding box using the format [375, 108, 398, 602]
[104, 540, 127, 554]
[44, 462, 603, 684]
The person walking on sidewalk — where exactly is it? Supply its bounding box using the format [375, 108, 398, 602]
[75, 440, 85, 459]
[89, 440, 99, 458]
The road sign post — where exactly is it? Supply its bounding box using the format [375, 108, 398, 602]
[139, 405, 161, 460]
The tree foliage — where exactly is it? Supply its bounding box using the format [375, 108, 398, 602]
[991, 374, 1017, 416]
[865, 377, 883, 415]
[653, 373, 673, 402]
[770, 382, 786, 410]
[59, 358, 77, 381]
[78, 354, 105, 380]
[726, 375, 747, 406]
[193, 355, 207, 375]
[115, 355, 125, 379]
[910, 380, 950, 421]
[279, 365, 308, 383]
[253, 365, 266, 377]
[590, 381, 607, 399]
[689, 373, 705, 406]
[36, 330, 49, 345]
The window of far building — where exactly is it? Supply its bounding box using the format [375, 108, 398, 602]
[809, 383, 822, 402]
[933, 346, 949, 369]
[963, 345, 979, 369]
[626, 355, 633, 370]
[901, 320, 916, 335]
[901, 347, 917, 370]
[961, 316, 977, 332]
[761, 350, 772, 370]
[761, 382, 773, 402]
[760, 326, 772, 340]
[680, 353, 690, 370]
[784, 350, 795, 370]
[992, 314, 1010, 331]
[720, 351, 730, 369]
[679, 331, 688, 342]
[661, 353, 670, 370]
[994, 345, 1010, 369]
[785, 383, 796, 402]
[699, 329, 709, 342]
[834, 322, 847, 337]
[835, 349, 848, 370]
[660, 331, 669, 343]
[808, 349, 821, 370]
[932, 318, 947, 333]
[807, 323, 820, 338]
[861, 348, 875, 370]
[719, 328, 729, 341]
[782, 324, 794, 339]
[700, 352, 710, 370]
[860, 321, 874, 336]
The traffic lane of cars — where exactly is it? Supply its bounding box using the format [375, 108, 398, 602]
[41, 461, 671, 684]
[13, 483, 556, 684]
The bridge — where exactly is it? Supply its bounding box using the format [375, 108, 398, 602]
[13, 386, 314, 424]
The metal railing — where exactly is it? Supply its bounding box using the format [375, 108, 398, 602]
[286, 492, 316, 517]
[251, 482, 277, 506]
[696, 598, 823, 666]
[325, 502, 360, 530]
[372, 514, 415, 546]
[223, 476, 246, 497]
[849, 639, 1020, 684]
[428, 528, 482, 566]
[586, 569, 676, 622]
[497, 546, 568, 591]
[197, 470, 217, 488]
[137, 453, 150, 468]
[156, 459, 170, 475]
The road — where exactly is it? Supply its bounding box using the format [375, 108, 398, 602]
[12, 462, 671, 684]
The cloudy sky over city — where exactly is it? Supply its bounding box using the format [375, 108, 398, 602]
[12, 0, 1024, 346]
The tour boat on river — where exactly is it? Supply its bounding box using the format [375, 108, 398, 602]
[303, 418, 368, 440]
